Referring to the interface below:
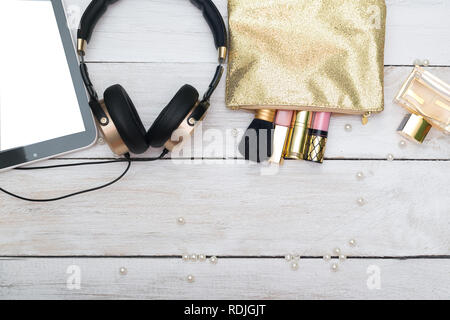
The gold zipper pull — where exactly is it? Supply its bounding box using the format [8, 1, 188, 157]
[362, 112, 372, 125]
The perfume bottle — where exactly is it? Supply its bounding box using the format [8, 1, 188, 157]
[394, 66, 449, 143]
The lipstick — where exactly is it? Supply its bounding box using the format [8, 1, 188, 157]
[305, 112, 331, 163]
[269, 110, 294, 164]
[285, 111, 312, 160]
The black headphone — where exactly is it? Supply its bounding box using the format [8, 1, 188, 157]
[78, 0, 228, 155]
[0, 0, 229, 202]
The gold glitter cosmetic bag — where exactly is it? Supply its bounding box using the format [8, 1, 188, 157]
[226, 0, 387, 117]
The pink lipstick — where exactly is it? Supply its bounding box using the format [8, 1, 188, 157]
[305, 112, 331, 163]
[269, 110, 294, 164]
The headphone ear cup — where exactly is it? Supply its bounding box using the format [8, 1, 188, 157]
[147, 85, 199, 148]
[103, 84, 149, 154]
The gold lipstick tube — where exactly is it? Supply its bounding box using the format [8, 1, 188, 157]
[285, 111, 312, 160]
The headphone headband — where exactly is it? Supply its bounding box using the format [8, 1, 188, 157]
[77, 0, 228, 62]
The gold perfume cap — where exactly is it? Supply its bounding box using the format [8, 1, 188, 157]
[285, 111, 312, 160]
[397, 113, 432, 144]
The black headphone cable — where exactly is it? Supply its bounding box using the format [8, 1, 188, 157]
[0, 149, 169, 202]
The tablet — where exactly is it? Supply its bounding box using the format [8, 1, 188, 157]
[0, 0, 97, 171]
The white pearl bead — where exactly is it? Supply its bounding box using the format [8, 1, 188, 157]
[357, 197, 366, 206]
[231, 128, 239, 137]
[187, 275, 195, 283]
[356, 171, 364, 180]
[345, 124, 352, 132]
[387, 154, 394, 161]
[97, 137, 105, 145]
[323, 255, 331, 261]
[349, 239, 357, 247]
[190, 254, 198, 262]
[293, 255, 301, 261]
[285, 254, 292, 261]
[177, 217, 186, 225]
[210, 256, 218, 264]
[182, 254, 190, 261]
[423, 59, 430, 66]
[291, 262, 299, 270]
[198, 254, 206, 262]
[331, 263, 339, 272]
[413, 59, 422, 66]
[334, 248, 341, 255]
[339, 255, 347, 262]
[399, 140, 407, 148]
[119, 267, 127, 275]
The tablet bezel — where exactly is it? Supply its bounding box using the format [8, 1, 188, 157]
[0, 0, 97, 171]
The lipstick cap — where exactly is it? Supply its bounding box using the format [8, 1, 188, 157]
[397, 113, 432, 144]
[305, 134, 327, 163]
[285, 111, 312, 160]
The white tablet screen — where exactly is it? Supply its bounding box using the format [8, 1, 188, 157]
[0, 0, 85, 152]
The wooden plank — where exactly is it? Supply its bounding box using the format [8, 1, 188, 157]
[1, 257, 449, 299]
[63, 0, 450, 65]
[57, 65, 450, 160]
[0, 160, 448, 256]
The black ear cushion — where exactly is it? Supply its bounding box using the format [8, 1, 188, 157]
[103, 84, 149, 154]
[146, 85, 199, 148]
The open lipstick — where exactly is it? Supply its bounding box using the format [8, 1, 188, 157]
[269, 110, 294, 164]
[305, 112, 331, 163]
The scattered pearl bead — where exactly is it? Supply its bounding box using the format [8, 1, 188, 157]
[119, 267, 127, 275]
[334, 248, 341, 255]
[357, 197, 366, 206]
[413, 59, 422, 65]
[177, 217, 186, 225]
[231, 128, 239, 137]
[182, 254, 190, 261]
[187, 275, 195, 283]
[323, 255, 331, 261]
[339, 255, 347, 262]
[285, 254, 292, 261]
[293, 255, 301, 261]
[423, 59, 430, 66]
[198, 254, 206, 262]
[97, 137, 105, 145]
[356, 171, 364, 180]
[399, 140, 407, 148]
[344, 124, 352, 132]
[331, 263, 339, 272]
[190, 254, 198, 262]
[210, 256, 218, 264]
[291, 262, 299, 270]
[387, 154, 394, 162]
[349, 239, 357, 247]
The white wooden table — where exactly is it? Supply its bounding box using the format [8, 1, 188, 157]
[0, 0, 449, 299]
